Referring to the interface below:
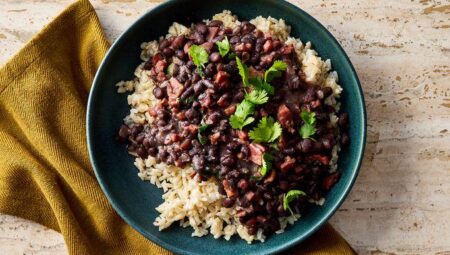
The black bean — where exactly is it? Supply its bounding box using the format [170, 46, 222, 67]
[193, 81, 205, 95]
[185, 108, 199, 120]
[130, 125, 143, 136]
[159, 39, 170, 50]
[136, 147, 148, 158]
[279, 181, 289, 191]
[221, 153, 236, 167]
[229, 35, 240, 44]
[175, 49, 185, 60]
[195, 23, 208, 34]
[193, 32, 205, 44]
[297, 139, 313, 153]
[338, 113, 349, 128]
[322, 138, 332, 150]
[153, 87, 166, 99]
[283, 147, 295, 155]
[204, 63, 215, 77]
[268, 218, 280, 231]
[341, 133, 350, 146]
[209, 52, 221, 63]
[206, 112, 221, 125]
[118, 125, 130, 141]
[233, 91, 245, 102]
[222, 197, 235, 208]
[208, 20, 223, 27]
[147, 147, 157, 157]
[313, 141, 323, 152]
[143, 61, 152, 70]
[191, 73, 201, 83]
[241, 51, 250, 62]
[162, 47, 174, 57]
[135, 132, 145, 143]
[186, 60, 195, 70]
[156, 109, 170, 120]
[277, 204, 288, 216]
[171, 35, 185, 49]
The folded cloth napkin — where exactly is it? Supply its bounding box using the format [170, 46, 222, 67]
[0, 0, 355, 254]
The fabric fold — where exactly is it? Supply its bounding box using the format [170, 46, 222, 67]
[0, 0, 354, 254]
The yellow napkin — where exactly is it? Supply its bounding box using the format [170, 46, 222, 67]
[0, 0, 355, 254]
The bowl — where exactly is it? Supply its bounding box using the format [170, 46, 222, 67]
[86, 0, 366, 254]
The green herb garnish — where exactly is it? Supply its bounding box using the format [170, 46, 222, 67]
[245, 89, 269, 105]
[179, 96, 196, 105]
[236, 56, 250, 87]
[215, 37, 230, 57]
[166, 63, 174, 75]
[188, 45, 209, 75]
[283, 190, 306, 215]
[249, 77, 275, 95]
[197, 124, 210, 145]
[260, 152, 274, 177]
[229, 100, 255, 130]
[264, 60, 288, 83]
[248, 117, 282, 143]
[299, 110, 317, 139]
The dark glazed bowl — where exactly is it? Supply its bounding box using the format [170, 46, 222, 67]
[87, 0, 366, 254]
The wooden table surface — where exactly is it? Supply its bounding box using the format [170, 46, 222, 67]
[0, 0, 449, 254]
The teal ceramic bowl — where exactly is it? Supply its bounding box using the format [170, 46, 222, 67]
[87, 0, 366, 254]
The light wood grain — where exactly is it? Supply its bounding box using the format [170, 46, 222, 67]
[0, 0, 449, 254]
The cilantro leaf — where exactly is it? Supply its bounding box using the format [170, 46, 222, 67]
[179, 96, 196, 105]
[230, 115, 255, 130]
[199, 124, 210, 133]
[229, 100, 255, 130]
[236, 56, 250, 87]
[260, 152, 274, 177]
[264, 60, 288, 83]
[188, 45, 209, 74]
[249, 77, 275, 95]
[215, 37, 230, 57]
[248, 117, 282, 143]
[283, 190, 306, 215]
[166, 63, 174, 75]
[299, 110, 317, 139]
[197, 124, 210, 145]
[245, 89, 268, 105]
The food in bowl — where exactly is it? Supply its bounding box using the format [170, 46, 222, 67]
[115, 10, 349, 243]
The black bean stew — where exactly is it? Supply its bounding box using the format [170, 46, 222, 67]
[118, 19, 349, 237]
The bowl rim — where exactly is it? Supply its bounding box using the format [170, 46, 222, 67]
[86, 0, 367, 254]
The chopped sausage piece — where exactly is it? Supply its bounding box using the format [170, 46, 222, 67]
[279, 156, 296, 173]
[277, 104, 294, 132]
[223, 179, 237, 198]
[248, 143, 266, 165]
[322, 172, 340, 191]
[167, 77, 185, 107]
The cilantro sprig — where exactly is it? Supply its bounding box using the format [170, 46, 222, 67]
[264, 60, 288, 83]
[236, 56, 250, 87]
[260, 152, 274, 177]
[248, 117, 282, 143]
[283, 190, 306, 215]
[299, 110, 317, 139]
[215, 37, 231, 57]
[245, 89, 268, 105]
[197, 124, 210, 145]
[229, 100, 255, 130]
[188, 45, 209, 75]
[249, 77, 275, 95]
[230, 57, 287, 134]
